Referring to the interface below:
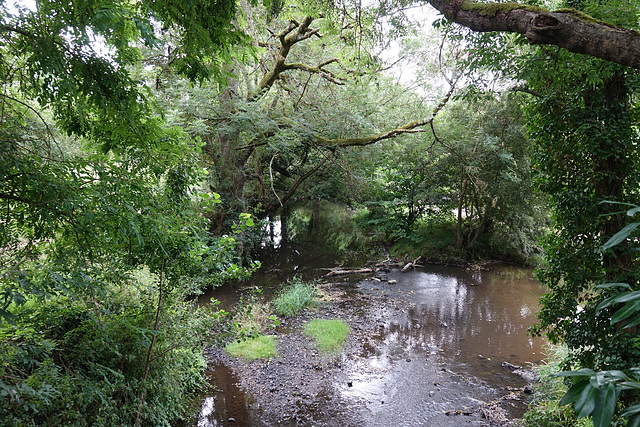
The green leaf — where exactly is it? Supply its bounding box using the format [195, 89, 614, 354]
[603, 222, 640, 250]
[612, 290, 640, 304]
[627, 414, 640, 427]
[574, 382, 598, 418]
[619, 312, 640, 330]
[621, 404, 640, 420]
[554, 368, 597, 378]
[611, 300, 640, 324]
[597, 295, 619, 311]
[559, 378, 590, 405]
[592, 382, 618, 427]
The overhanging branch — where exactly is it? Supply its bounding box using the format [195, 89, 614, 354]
[249, 16, 343, 101]
[426, 0, 640, 70]
[314, 76, 459, 147]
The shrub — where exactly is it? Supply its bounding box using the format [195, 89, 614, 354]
[0, 287, 230, 426]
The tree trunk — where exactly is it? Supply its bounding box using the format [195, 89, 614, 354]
[457, 178, 469, 250]
[425, 0, 640, 70]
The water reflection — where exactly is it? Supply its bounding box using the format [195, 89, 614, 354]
[347, 264, 546, 424]
[359, 265, 545, 371]
[194, 202, 547, 425]
[196, 397, 216, 427]
[194, 363, 253, 427]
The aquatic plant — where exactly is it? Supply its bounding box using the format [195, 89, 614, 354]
[272, 277, 318, 318]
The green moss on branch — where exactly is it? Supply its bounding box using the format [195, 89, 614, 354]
[460, 1, 545, 17]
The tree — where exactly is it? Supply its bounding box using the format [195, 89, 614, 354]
[423, 0, 640, 425]
[151, 2, 463, 235]
[1, 1, 260, 424]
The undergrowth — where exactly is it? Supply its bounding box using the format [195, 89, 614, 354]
[522, 345, 593, 427]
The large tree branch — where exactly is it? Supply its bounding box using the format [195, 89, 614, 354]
[426, 0, 640, 70]
[249, 16, 341, 101]
[284, 59, 345, 85]
[313, 77, 458, 147]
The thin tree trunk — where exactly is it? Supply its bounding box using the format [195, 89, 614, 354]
[457, 178, 469, 250]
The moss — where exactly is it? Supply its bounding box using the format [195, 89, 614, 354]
[461, 2, 545, 17]
[553, 8, 607, 25]
[460, 2, 613, 27]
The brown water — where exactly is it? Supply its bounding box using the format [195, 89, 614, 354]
[191, 203, 547, 426]
[341, 265, 546, 426]
[193, 263, 547, 426]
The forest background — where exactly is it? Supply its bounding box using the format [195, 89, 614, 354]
[1, 0, 640, 425]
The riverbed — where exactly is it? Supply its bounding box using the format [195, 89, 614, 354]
[189, 203, 547, 426]
[191, 262, 546, 426]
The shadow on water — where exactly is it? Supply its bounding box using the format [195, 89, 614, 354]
[192, 202, 548, 426]
[198, 201, 373, 308]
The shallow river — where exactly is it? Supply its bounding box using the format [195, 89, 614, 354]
[192, 263, 546, 426]
[190, 204, 548, 426]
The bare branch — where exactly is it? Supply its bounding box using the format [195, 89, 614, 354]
[269, 152, 283, 207]
[249, 16, 338, 101]
[284, 59, 345, 85]
[0, 25, 36, 38]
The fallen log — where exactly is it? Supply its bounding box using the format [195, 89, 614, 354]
[326, 267, 373, 277]
[401, 262, 414, 272]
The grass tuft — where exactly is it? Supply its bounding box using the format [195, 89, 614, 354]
[272, 277, 318, 318]
[225, 335, 278, 361]
[304, 318, 349, 354]
[522, 345, 593, 427]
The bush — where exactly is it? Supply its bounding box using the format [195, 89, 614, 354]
[0, 286, 231, 426]
[304, 319, 349, 354]
[522, 345, 593, 427]
[272, 277, 318, 318]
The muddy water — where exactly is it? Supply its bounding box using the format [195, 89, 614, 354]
[193, 264, 546, 426]
[192, 203, 547, 426]
[359, 265, 545, 377]
[341, 266, 546, 426]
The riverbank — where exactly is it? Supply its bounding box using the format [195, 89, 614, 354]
[195, 269, 540, 426]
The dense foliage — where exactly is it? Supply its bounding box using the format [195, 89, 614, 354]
[0, 0, 258, 424]
[2, 0, 640, 424]
[356, 92, 547, 262]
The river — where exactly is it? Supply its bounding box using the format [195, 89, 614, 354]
[190, 202, 547, 426]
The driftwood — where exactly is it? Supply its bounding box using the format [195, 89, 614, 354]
[325, 267, 373, 277]
[401, 256, 422, 273]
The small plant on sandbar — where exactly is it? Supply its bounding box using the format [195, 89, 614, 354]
[225, 335, 278, 361]
[304, 319, 350, 355]
[272, 277, 318, 318]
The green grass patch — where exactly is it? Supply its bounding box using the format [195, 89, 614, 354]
[225, 335, 278, 361]
[304, 319, 349, 354]
[272, 277, 318, 318]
